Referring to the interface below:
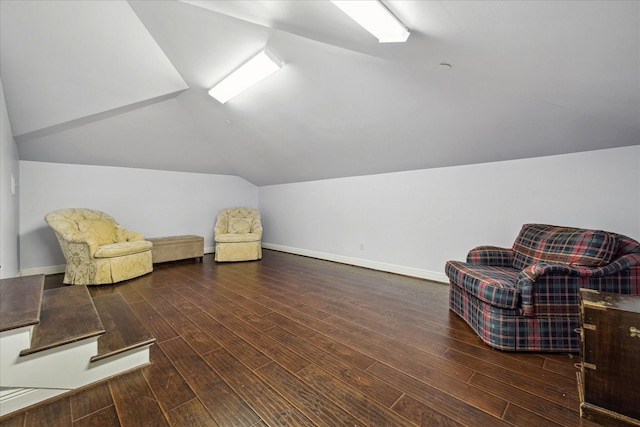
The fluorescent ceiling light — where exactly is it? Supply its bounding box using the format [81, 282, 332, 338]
[209, 49, 282, 104]
[331, 0, 409, 43]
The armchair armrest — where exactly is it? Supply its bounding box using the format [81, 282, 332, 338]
[516, 254, 640, 316]
[598, 253, 640, 275]
[519, 262, 588, 282]
[516, 262, 586, 316]
[54, 230, 100, 257]
[116, 226, 144, 242]
[519, 252, 640, 282]
[251, 218, 263, 236]
[214, 218, 227, 235]
[467, 246, 514, 267]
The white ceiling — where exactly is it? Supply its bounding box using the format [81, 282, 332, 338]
[1, 0, 638, 185]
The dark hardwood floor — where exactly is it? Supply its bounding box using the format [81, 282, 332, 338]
[1, 250, 598, 427]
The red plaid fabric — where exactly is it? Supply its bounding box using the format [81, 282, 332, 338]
[449, 284, 578, 352]
[466, 246, 514, 267]
[446, 224, 640, 352]
[512, 224, 618, 270]
[445, 261, 520, 309]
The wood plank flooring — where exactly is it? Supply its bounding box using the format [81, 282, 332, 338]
[0, 250, 599, 426]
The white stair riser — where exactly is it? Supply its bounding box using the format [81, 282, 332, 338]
[1, 336, 99, 389]
[2, 337, 151, 389]
[88, 345, 152, 383]
[0, 326, 34, 358]
[0, 388, 67, 417]
[0, 341, 152, 416]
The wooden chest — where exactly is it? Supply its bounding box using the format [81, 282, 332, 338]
[577, 289, 640, 426]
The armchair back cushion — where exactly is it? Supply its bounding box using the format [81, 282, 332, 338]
[512, 223, 618, 270]
[228, 217, 253, 234]
[76, 218, 118, 245]
[214, 207, 263, 236]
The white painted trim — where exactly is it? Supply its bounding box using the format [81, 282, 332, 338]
[19, 246, 447, 283]
[0, 387, 67, 417]
[262, 243, 448, 283]
[19, 264, 65, 277]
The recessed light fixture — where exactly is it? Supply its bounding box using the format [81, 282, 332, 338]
[209, 49, 282, 104]
[331, 0, 409, 43]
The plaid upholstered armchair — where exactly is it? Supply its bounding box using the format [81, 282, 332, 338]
[445, 224, 640, 352]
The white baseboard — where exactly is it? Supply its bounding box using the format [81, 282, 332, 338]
[0, 387, 67, 417]
[261, 243, 448, 283]
[19, 246, 448, 283]
[19, 265, 65, 277]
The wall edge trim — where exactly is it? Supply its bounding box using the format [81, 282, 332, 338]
[19, 246, 448, 284]
[262, 243, 448, 283]
[19, 265, 66, 277]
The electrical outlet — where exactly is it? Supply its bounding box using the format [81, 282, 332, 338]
[359, 243, 364, 250]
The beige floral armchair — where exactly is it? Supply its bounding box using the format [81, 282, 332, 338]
[214, 207, 263, 262]
[45, 208, 153, 285]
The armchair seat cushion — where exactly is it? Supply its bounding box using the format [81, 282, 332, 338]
[94, 240, 153, 258]
[445, 261, 520, 309]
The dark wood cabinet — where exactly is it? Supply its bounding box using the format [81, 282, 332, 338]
[577, 289, 640, 426]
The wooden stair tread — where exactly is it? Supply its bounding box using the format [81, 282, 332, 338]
[90, 293, 155, 363]
[0, 275, 45, 332]
[20, 285, 105, 356]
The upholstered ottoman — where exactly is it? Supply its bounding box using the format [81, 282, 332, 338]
[147, 235, 204, 264]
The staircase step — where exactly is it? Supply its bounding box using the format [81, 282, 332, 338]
[0, 275, 45, 333]
[90, 293, 155, 363]
[20, 286, 105, 356]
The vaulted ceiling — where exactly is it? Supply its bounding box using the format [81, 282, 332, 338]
[1, 1, 638, 185]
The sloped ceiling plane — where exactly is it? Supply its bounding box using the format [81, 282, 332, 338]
[1, 0, 638, 185]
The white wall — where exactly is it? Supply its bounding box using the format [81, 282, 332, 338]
[0, 78, 20, 278]
[259, 146, 640, 282]
[19, 161, 258, 274]
[17, 146, 640, 279]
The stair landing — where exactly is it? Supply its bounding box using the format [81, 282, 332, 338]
[0, 275, 44, 333]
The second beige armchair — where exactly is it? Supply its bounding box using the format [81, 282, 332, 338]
[214, 207, 262, 262]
